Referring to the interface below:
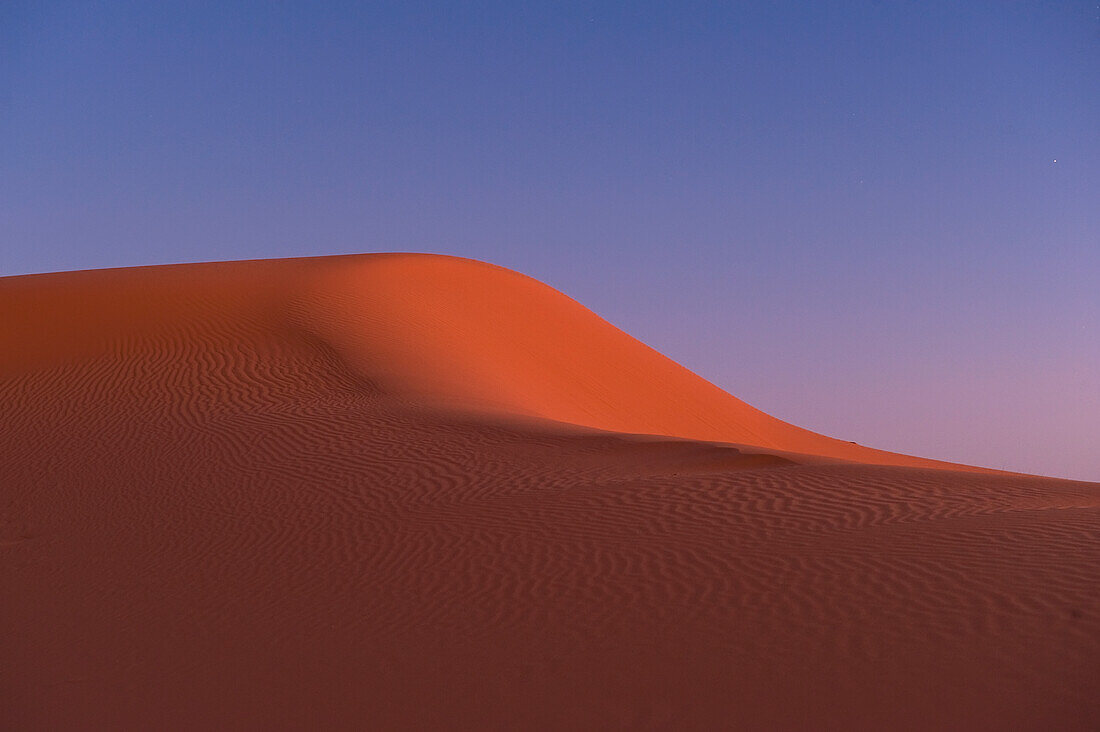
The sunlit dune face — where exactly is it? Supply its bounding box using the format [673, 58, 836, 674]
[290, 254, 992, 470]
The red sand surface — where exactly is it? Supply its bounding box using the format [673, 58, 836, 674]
[2, 253, 1097, 730]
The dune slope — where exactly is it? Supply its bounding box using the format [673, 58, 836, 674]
[2, 254, 1098, 729]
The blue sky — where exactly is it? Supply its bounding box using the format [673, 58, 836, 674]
[3, 1, 1098, 478]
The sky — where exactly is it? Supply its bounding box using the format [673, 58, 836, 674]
[2, 1, 1097, 480]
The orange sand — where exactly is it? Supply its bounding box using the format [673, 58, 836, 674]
[2, 254, 1097, 729]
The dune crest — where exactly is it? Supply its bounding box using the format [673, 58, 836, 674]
[1, 253, 986, 470]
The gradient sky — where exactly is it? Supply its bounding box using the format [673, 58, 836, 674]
[3, 1, 1098, 479]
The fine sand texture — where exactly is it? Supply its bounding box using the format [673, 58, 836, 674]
[2, 254, 1098, 730]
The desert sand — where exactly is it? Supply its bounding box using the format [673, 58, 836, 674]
[2, 253, 1097, 730]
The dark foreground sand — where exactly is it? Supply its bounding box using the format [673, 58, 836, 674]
[2, 254, 1097, 729]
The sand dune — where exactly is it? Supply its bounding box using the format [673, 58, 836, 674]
[2, 254, 1097, 729]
